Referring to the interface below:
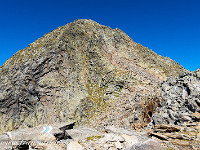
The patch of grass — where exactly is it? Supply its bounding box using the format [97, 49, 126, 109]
[86, 135, 103, 141]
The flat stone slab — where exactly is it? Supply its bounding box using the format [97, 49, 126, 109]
[0, 122, 74, 141]
[66, 127, 102, 140]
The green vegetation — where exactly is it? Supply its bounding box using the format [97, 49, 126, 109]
[86, 135, 103, 141]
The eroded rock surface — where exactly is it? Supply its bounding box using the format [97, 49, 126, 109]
[150, 69, 200, 126]
[145, 69, 200, 150]
[146, 123, 200, 150]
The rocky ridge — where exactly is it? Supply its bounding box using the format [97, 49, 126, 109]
[0, 19, 186, 133]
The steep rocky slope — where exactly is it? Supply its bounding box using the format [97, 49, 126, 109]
[0, 19, 186, 133]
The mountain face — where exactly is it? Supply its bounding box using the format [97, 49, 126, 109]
[0, 19, 186, 133]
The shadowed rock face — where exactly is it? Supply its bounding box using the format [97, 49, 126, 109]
[0, 19, 186, 132]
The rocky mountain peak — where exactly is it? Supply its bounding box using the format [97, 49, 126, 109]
[1, 19, 200, 150]
[0, 20, 187, 134]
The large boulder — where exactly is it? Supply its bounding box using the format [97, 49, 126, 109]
[126, 139, 165, 150]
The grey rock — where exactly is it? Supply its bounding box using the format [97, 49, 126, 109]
[149, 132, 169, 140]
[0, 133, 10, 141]
[150, 70, 200, 126]
[126, 139, 165, 150]
[66, 127, 102, 140]
[114, 141, 123, 149]
[121, 134, 139, 147]
[105, 126, 135, 136]
[67, 141, 84, 150]
[0, 122, 72, 141]
[103, 133, 124, 142]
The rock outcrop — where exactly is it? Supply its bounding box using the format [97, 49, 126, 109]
[142, 69, 200, 149]
[0, 19, 187, 133]
[150, 69, 200, 126]
[147, 123, 200, 150]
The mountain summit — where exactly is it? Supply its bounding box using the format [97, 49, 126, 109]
[0, 19, 186, 132]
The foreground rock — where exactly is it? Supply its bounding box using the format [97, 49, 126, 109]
[146, 123, 200, 150]
[3, 120, 200, 149]
[126, 139, 164, 150]
[68, 126, 165, 150]
[143, 69, 200, 149]
[0, 123, 165, 150]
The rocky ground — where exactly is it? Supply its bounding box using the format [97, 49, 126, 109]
[147, 123, 200, 150]
[1, 121, 200, 150]
[0, 122, 165, 150]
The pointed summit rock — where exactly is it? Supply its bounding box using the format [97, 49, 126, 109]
[0, 19, 187, 132]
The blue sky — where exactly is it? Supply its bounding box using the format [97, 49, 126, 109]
[0, 0, 199, 71]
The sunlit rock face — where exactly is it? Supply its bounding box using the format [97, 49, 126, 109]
[150, 69, 200, 126]
[0, 19, 186, 132]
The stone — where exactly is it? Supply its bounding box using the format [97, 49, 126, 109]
[196, 125, 200, 131]
[180, 114, 192, 122]
[126, 139, 165, 150]
[103, 143, 109, 149]
[114, 141, 123, 149]
[192, 112, 200, 120]
[105, 126, 135, 136]
[149, 132, 169, 140]
[67, 141, 84, 150]
[121, 134, 139, 147]
[66, 127, 102, 140]
[173, 139, 190, 146]
[108, 147, 118, 150]
[45, 145, 64, 150]
[0, 134, 10, 141]
[32, 133, 56, 142]
[103, 133, 124, 142]
[196, 69, 200, 78]
[154, 124, 180, 132]
[1, 122, 72, 142]
[0, 145, 13, 150]
[164, 133, 191, 140]
[197, 133, 200, 140]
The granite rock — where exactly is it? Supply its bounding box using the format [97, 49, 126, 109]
[150, 70, 200, 126]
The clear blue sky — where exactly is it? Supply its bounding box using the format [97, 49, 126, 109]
[0, 0, 199, 71]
